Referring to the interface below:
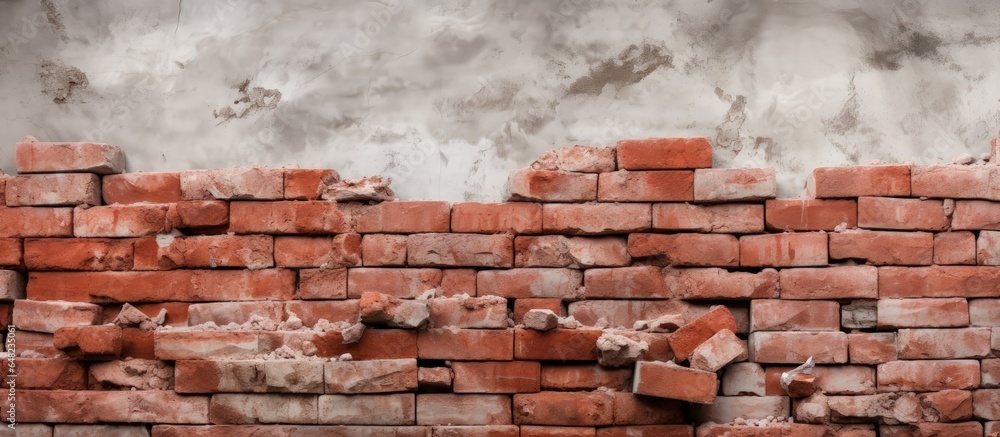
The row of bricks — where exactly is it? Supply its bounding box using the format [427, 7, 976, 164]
[9, 196, 1000, 238]
[15, 264, 1000, 302]
[2, 228, 1000, 272]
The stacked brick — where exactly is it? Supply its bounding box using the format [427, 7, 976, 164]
[2, 135, 1000, 436]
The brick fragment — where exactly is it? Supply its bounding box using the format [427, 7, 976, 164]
[359, 292, 430, 329]
[453, 361, 540, 393]
[807, 165, 911, 198]
[616, 138, 712, 170]
[180, 167, 283, 200]
[848, 332, 897, 364]
[878, 360, 981, 392]
[507, 169, 597, 202]
[12, 299, 100, 333]
[779, 266, 878, 299]
[668, 306, 737, 361]
[897, 328, 992, 359]
[89, 359, 173, 390]
[633, 361, 717, 404]
[134, 234, 273, 270]
[417, 329, 513, 360]
[299, 268, 347, 299]
[879, 266, 1000, 298]
[168, 200, 229, 229]
[515, 235, 629, 268]
[417, 394, 511, 425]
[361, 234, 407, 266]
[419, 367, 452, 392]
[478, 268, 582, 299]
[283, 168, 339, 200]
[0, 270, 25, 301]
[663, 268, 778, 300]
[5, 173, 100, 206]
[721, 362, 766, 396]
[320, 176, 395, 203]
[428, 295, 509, 329]
[16, 136, 125, 174]
[627, 233, 738, 267]
[739, 233, 828, 267]
[652, 202, 764, 233]
[514, 328, 601, 361]
[210, 393, 317, 424]
[53, 325, 122, 359]
[513, 391, 614, 425]
[540, 365, 632, 391]
[531, 145, 616, 173]
[19, 390, 208, 423]
[229, 201, 348, 234]
[584, 266, 665, 299]
[522, 309, 559, 331]
[845, 299, 879, 329]
[598, 171, 693, 202]
[935, 231, 977, 265]
[349, 201, 451, 233]
[750, 300, 840, 331]
[748, 331, 848, 364]
[877, 298, 970, 328]
[513, 299, 564, 324]
[324, 359, 417, 393]
[829, 230, 933, 265]
[74, 204, 171, 237]
[858, 197, 949, 231]
[0, 206, 72, 237]
[274, 234, 361, 268]
[407, 233, 513, 267]
[765, 199, 856, 231]
[29, 269, 295, 302]
[689, 329, 747, 372]
[451, 202, 542, 234]
[691, 396, 790, 425]
[542, 203, 651, 235]
[694, 168, 776, 201]
[102, 172, 182, 204]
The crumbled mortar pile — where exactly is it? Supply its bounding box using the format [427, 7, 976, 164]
[2, 135, 999, 436]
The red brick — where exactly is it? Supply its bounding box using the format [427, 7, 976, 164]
[507, 169, 597, 202]
[0, 238, 21, 267]
[540, 365, 632, 391]
[324, 359, 418, 393]
[361, 234, 407, 266]
[419, 367, 453, 392]
[187, 301, 284, 326]
[975, 389, 1000, 420]
[513, 298, 564, 324]
[513, 391, 614, 425]
[407, 233, 513, 267]
[521, 426, 596, 437]
[451, 202, 543, 234]
[359, 291, 430, 329]
[879, 266, 1000, 298]
[479, 268, 582, 299]
[878, 360, 981, 392]
[0, 358, 85, 389]
[807, 165, 911, 198]
[627, 233, 739, 267]
[779, 266, 878, 299]
[431, 426, 517, 436]
[15, 136, 125, 174]
[299, 268, 347, 299]
[441, 269, 477, 297]
[12, 299, 100, 333]
[542, 203, 651, 235]
[652, 203, 763, 233]
[168, 200, 229, 229]
[428, 296, 508, 329]
[515, 235, 629, 268]
[515, 328, 601, 361]
[829, 230, 933, 265]
[611, 392, 686, 425]
[155, 331, 259, 360]
[750, 300, 840, 331]
[120, 328, 155, 359]
[416, 394, 511, 425]
[694, 168, 776, 202]
[348, 268, 442, 298]
[633, 361, 717, 404]
[720, 362, 765, 396]
[284, 300, 358, 326]
[749, 331, 848, 363]
[669, 305, 737, 361]
[663, 268, 778, 300]
[19, 390, 208, 423]
[53, 324, 122, 358]
[532, 145, 616, 173]
[617, 138, 712, 170]
[283, 168, 339, 200]
[567, 300, 725, 332]
[765, 199, 857, 231]
[318, 393, 416, 425]
[772, 365, 878, 396]
[174, 360, 322, 393]
[598, 171, 693, 202]
[897, 328, 992, 359]
[877, 298, 970, 328]
[350, 201, 451, 233]
[0, 206, 73, 237]
[858, 197, 948, 231]
[88, 358, 175, 390]
[596, 425, 693, 437]
[229, 201, 348, 234]
[881, 422, 984, 437]
[5, 173, 101, 206]
[134, 234, 273, 270]
[935, 231, 977, 265]
[688, 329, 747, 372]
[911, 165, 1000, 199]
[210, 393, 317, 424]
[74, 204, 171, 237]
[0, 302, 11, 327]
[180, 167, 283, 200]
[274, 234, 361, 268]
[28, 269, 295, 302]
[980, 230, 1000, 265]
[417, 329, 513, 360]
[583, 266, 665, 299]
[453, 361, 540, 393]
[953, 200, 1000, 230]
[24, 237, 134, 270]
[102, 172, 182, 204]
[262, 329, 417, 360]
[848, 332, 897, 365]
[971, 299, 1000, 326]
[739, 233, 828, 267]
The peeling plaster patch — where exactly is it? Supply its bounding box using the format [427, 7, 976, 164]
[38, 59, 87, 103]
[714, 88, 749, 156]
[214, 79, 282, 121]
[566, 43, 673, 96]
[868, 31, 945, 71]
[41, 0, 67, 41]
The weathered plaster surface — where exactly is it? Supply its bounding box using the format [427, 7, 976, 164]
[1, 0, 998, 201]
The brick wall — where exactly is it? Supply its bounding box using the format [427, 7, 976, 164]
[2, 135, 999, 436]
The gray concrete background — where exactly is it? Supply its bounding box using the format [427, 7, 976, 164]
[1, 0, 998, 201]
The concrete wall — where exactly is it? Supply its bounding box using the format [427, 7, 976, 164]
[1, 0, 998, 201]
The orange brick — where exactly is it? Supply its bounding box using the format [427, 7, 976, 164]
[597, 171, 693, 202]
[134, 234, 273, 270]
[168, 200, 229, 229]
[53, 324, 122, 359]
[478, 268, 582, 299]
[74, 204, 171, 237]
[633, 361, 717, 404]
[542, 203, 651, 235]
[0, 206, 73, 237]
[877, 360, 980, 392]
[5, 174, 101, 206]
[516, 235, 629, 268]
[451, 202, 543, 234]
[514, 328, 602, 361]
[583, 266, 665, 299]
[15, 136, 125, 174]
[693, 168, 776, 202]
[513, 391, 614, 425]
[350, 200, 451, 233]
[453, 361, 540, 393]
[616, 138, 712, 170]
[28, 269, 295, 302]
[180, 167, 283, 200]
[229, 201, 348, 234]
[24, 238, 134, 270]
[0, 238, 21, 267]
[417, 329, 513, 360]
[274, 234, 361, 268]
[778, 266, 878, 299]
[739, 233, 828, 267]
[102, 172, 182, 204]
[407, 233, 513, 267]
[829, 230, 933, 265]
[749, 331, 848, 364]
[540, 365, 632, 391]
[298, 268, 347, 299]
[348, 268, 442, 298]
[360, 234, 407, 266]
[652, 203, 764, 233]
[507, 169, 597, 202]
[879, 266, 1000, 298]
[858, 197, 948, 231]
[807, 165, 911, 198]
[765, 199, 857, 231]
[283, 168, 339, 200]
[627, 233, 738, 267]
